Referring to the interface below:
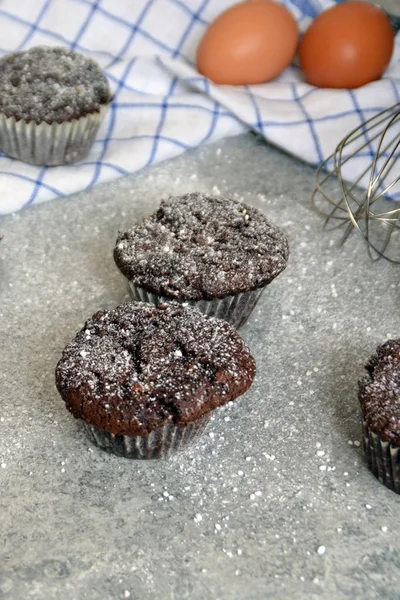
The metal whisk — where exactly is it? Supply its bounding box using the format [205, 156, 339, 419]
[313, 102, 400, 262]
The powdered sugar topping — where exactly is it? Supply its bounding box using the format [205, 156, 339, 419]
[114, 193, 289, 300]
[55, 302, 255, 435]
[0, 46, 112, 124]
[359, 338, 400, 442]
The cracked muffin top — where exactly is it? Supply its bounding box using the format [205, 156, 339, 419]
[55, 301, 256, 436]
[0, 46, 111, 124]
[359, 338, 400, 444]
[114, 193, 289, 301]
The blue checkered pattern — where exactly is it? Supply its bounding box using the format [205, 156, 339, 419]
[0, 0, 399, 213]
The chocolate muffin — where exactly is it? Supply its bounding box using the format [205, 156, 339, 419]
[0, 46, 112, 165]
[55, 301, 255, 459]
[359, 338, 400, 493]
[114, 193, 289, 329]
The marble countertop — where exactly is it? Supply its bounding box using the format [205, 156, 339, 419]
[1, 132, 400, 600]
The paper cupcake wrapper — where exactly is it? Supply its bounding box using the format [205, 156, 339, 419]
[83, 415, 210, 459]
[0, 103, 109, 166]
[129, 282, 265, 329]
[362, 421, 400, 493]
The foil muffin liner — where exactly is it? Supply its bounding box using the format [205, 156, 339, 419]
[83, 415, 211, 459]
[129, 282, 265, 329]
[0, 103, 109, 166]
[362, 420, 400, 493]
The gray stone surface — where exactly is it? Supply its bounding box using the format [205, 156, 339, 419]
[1, 132, 400, 600]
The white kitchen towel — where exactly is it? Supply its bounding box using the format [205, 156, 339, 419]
[0, 0, 398, 214]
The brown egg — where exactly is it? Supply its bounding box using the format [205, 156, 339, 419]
[299, 1, 395, 89]
[196, 1, 299, 85]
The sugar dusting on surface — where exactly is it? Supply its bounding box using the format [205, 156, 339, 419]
[114, 193, 289, 300]
[2, 132, 400, 597]
[55, 301, 255, 435]
[0, 46, 111, 123]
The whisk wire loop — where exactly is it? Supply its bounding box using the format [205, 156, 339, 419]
[313, 103, 400, 263]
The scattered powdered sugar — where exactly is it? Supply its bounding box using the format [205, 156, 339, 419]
[114, 193, 289, 301]
[0, 46, 112, 124]
[55, 301, 255, 435]
[359, 338, 400, 442]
